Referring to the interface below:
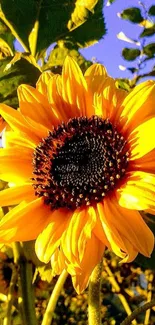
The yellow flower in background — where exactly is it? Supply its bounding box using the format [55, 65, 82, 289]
[0, 57, 154, 293]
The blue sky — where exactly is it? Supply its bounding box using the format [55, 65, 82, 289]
[80, 0, 155, 79]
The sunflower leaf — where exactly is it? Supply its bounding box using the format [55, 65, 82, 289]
[140, 24, 155, 38]
[143, 43, 155, 58]
[119, 7, 143, 24]
[107, 0, 116, 5]
[116, 79, 131, 91]
[148, 5, 155, 16]
[0, 0, 106, 54]
[0, 38, 14, 59]
[0, 19, 14, 53]
[44, 40, 92, 73]
[0, 56, 40, 108]
[122, 48, 141, 61]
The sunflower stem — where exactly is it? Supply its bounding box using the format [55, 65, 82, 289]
[19, 260, 37, 325]
[13, 242, 22, 264]
[88, 260, 103, 325]
[41, 270, 68, 325]
[13, 243, 37, 325]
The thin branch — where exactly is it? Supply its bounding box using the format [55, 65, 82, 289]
[120, 300, 155, 325]
[41, 270, 68, 325]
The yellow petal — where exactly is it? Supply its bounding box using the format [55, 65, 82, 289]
[35, 209, 72, 263]
[146, 209, 155, 216]
[62, 57, 92, 117]
[84, 63, 108, 118]
[117, 171, 155, 210]
[61, 207, 96, 265]
[98, 197, 154, 259]
[61, 209, 84, 266]
[118, 236, 138, 263]
[120, 80, 155, 135]
[84, 63, 107, 93]
[51, 248, 66, 276]
[93, 77, 127, 120]
[97, 204, 127, 259]
[72, 233, 104, 294]
[0, 147, 33, 183]
[0, 184, 35, 206]
[92, 210, 110, 247]
[18, 84, 60, 129]
[129, 117, 155, 159]
[0, 198, 51, 242]
[0, 104, 47, 143]
[36, 71, 53, 95]
[3, 130, 36, 149]
[47, 75, 70, 122]
[133, 149, 155, 173]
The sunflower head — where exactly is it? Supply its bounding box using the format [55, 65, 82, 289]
[32, 115, 130, 210]
[0, 57, 154, 293]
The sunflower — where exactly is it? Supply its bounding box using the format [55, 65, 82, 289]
[0, 57, 154, 293]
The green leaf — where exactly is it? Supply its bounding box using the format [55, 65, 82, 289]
[68, 0, 106, 48]
[116, 79, 131, 91]
[143, 43, 155, 57]
[148, 5, 155, 16]
[1, 0, 106, 54]
[44, 40, 92, 73]
[140, 24, 155, 38]
[0, 19, 14, 51]
[120, 7, 143, 24]
[0, 56, 40, 108]
[122, 47, 141, 61]
[0, 38, 14, 59]
[107, 0, 116, 4]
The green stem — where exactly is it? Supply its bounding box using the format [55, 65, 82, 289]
[88, 260, 103, 325]
[3, 265, 17, 325]
[120, 299, 155, 325]
[13, 243, 37, 325]
[41, 270, 68, 325]
[19, 260, 37, 325]
[13, 242, 22, 264]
